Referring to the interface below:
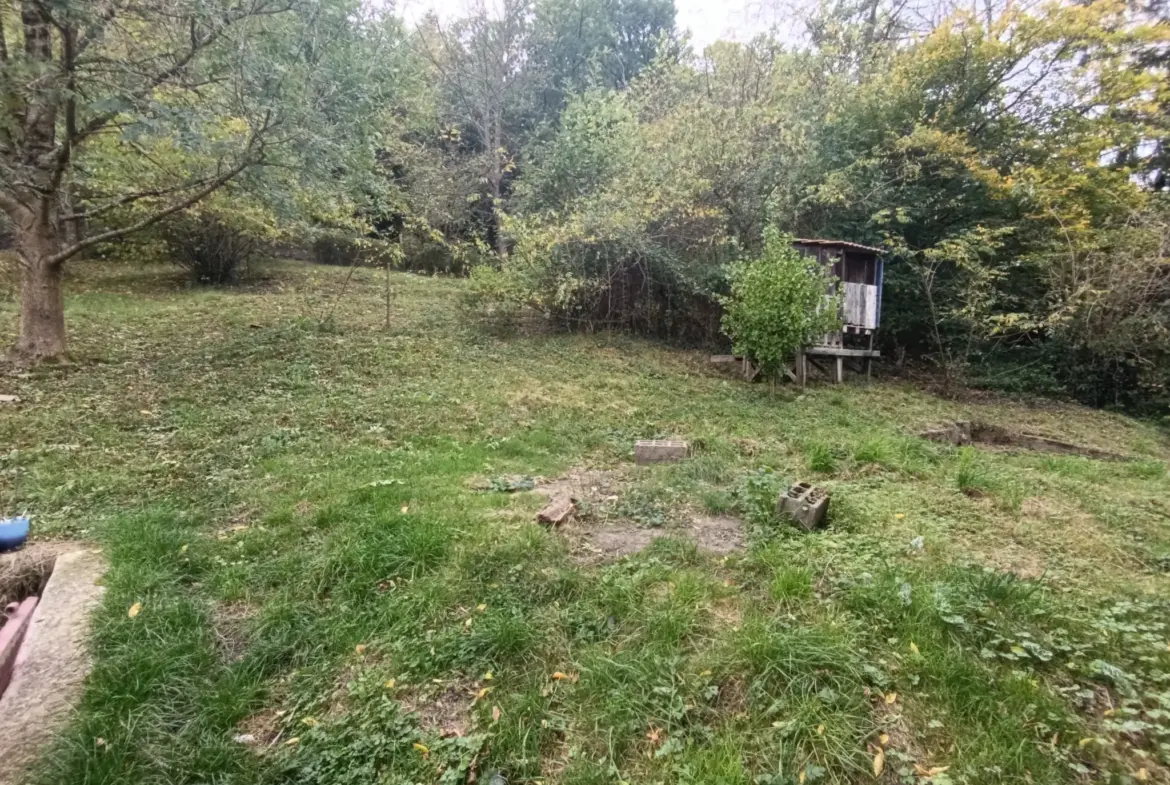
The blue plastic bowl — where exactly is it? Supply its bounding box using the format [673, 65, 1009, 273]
[0, 517, 30, 552]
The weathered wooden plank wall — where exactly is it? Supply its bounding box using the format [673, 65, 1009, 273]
[843, 283, 878, 329]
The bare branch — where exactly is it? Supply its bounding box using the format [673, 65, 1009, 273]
[63, 178, 232, 221]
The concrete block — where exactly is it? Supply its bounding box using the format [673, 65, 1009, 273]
[0, 550, 105, 784]
[776, 482, 830, 531]
[635, 440, 689, 464]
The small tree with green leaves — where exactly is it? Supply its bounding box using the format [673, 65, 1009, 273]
[720, 229, 841, 380]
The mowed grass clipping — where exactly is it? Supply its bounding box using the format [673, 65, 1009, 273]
[1, 261, 1168, 785]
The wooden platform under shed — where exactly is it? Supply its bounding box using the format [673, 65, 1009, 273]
[712, 348, 877, 385]
[796, 345, 879, 385]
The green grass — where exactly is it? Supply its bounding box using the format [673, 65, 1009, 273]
[2, 261, 1169, 784]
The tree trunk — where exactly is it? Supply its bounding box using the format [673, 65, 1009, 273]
[491, 175, 507, 257]
[9, 219, 67, 363]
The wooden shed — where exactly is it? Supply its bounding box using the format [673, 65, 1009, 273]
[791, 238, 885, 384]
[710, 237, 886, 385]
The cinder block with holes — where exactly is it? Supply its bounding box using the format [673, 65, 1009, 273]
[776, 482, 830, 530]
[634, 439, 689, 465]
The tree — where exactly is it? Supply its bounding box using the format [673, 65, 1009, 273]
[0, 0, 388, 362]
[415, 0, 533, 256]
[527, 0, 676, 113]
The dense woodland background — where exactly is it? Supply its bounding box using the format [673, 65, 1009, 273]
[2, 0, 1168, 414]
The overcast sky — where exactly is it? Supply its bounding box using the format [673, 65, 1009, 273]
[394, 0, 795, 52]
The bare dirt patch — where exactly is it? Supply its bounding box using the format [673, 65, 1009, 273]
[688, 514, 746, 554]
[711, 598, 743, 632]
[531, 468, 746, 562]
[919, 420, 1128, 460]
[212, 601, 256, 663]
[398, 679, 479, 738]
[236, 707, 286, 749]
[571, 523, 659, 562]
[561, 514, 745, 564]
[715, 675, 749, 717]
[535, 468, 621, 505]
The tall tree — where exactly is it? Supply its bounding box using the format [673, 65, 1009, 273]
[416, 0, 532, 256]
[0, 0, 385, 362]
[528, 0, 676, 112]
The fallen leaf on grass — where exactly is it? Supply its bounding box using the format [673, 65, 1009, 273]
[355, 644, 367, 655]
[873, 747, 885, 777]
[914, 764, 950, 777]
[879, 733, 889, 745]
[909, 641, 920, 655]
[492, 705, 501, 722]
[885, 692, 897, 704]
[551, 671, 579, 682]
[413, 742, 430, 756]
[128, 602, 142, 618]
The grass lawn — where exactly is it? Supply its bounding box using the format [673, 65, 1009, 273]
[2, 260, 1169, 785]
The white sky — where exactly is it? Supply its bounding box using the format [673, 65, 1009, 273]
[395, 0, 793, 52]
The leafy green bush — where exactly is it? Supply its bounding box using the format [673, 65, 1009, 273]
[462, 263, 530, 327]
[491, 89, 731, 342]
[719, 230, 841, 379]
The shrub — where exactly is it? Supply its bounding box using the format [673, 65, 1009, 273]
[400, 233, 471, 275]
[462, 263, 530, 327]
[164, 214, 256, 285]
[312, 233, 362, 266]
[720, 229, 842, 379]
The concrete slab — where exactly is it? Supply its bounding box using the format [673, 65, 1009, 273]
[0, 549, 105, 785]
[634, 440, 689, 464]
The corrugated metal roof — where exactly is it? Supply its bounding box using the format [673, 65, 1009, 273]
[794, 238, 885, 255]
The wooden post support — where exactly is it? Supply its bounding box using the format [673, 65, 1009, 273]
[795, 350, 807, 387]
[835, 356, 844, 384]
